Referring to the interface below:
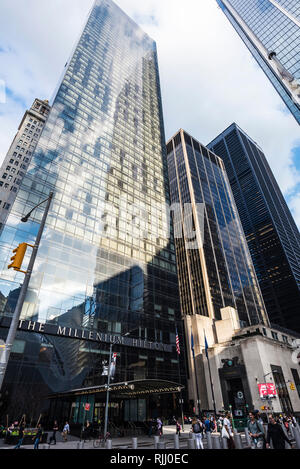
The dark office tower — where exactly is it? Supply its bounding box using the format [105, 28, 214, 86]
[216, 0, 300, 125]
[167, 129, 268, 411]
[167, 129, 267, 326]
[0, 0, 187, 423]
[208, 123, 300, 332]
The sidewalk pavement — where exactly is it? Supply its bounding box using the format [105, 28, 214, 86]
[0, 426, 237, 450]
[0, 425, 193, 450]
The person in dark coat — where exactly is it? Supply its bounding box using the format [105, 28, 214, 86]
[266, 415, 292, 449]
[49, 420, 59, 445]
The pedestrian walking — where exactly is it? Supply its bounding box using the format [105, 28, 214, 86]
[247, 412, 265, 449]
[222, 412, 235, 449]
[156, 418, 163, 436]
[33, 424, 43, 450]
[14, 423, 25, 449]
[49, 420, 59, 445]
[266, 415, 292, 449]
[192, 417, 204, 449]
[217, 415, 223, 433]
[204, 416, 211, 433]
[176, 419, 182, 437]
[62, 421, 70, 442]
[148, 418, 155, 437]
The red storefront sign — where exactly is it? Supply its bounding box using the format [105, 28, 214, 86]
[258, 383, 277, 398]
[85, 403, 91, 411]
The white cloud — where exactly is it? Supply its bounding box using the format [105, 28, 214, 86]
[0, 0, 299, 227]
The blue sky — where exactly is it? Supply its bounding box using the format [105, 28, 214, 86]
[0, 0, 299, 227]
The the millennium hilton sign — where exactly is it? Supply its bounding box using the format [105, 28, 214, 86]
[0, 317, 172, 353]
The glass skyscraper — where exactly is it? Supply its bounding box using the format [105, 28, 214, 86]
[167, 129, 268, 327]
[216, 0, 300, 124]
[208, 123, 300, 333]
[0, 0, 187, 424]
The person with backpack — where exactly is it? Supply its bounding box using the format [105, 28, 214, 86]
[210, 416, 216, 432]
[192, 417, 204, 449]
[247, 412, 265, 449]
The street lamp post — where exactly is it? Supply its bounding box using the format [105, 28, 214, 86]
[262, 371, 278, 421]
[0, 192, 54, 391]
[103, 341, 114, 440]
[178, 396, 185, 432]
[103, 330, 133, 439]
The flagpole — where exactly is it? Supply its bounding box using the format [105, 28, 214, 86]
[191, 328, 201, 416]
[205, 332, 217, 416]
[175, 328, 185, 432]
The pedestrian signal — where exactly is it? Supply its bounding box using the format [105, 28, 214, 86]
[8, 243, 27, 272]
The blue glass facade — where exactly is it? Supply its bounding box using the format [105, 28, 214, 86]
[217, 0, 300, 124]
[167, 130, 268, 327]
[208, 123, 300, 332]
[0, 0, 187, 423]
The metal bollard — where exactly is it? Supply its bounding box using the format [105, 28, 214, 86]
[222, 437, 229, 449]
[187, 438, 195, 449]
[234, 432, 243, 449]
[157, 442, 166, 449]
[206, 432, 212, 449]
[244, 427, 251, 447]
[174, 433, 180, 449]
[106, 439, 112, 449]
[154, 435, 160, 449]
[212, 435, 221, 449]
[132, 437, 138, 449]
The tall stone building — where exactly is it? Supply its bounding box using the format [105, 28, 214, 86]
[0, 98, 50, 227]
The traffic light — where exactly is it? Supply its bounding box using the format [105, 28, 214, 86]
[290, 383, 296, 391]
[8, 243, 28, 272]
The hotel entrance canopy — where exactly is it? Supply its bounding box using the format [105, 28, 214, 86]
[48, 379, 184, 400]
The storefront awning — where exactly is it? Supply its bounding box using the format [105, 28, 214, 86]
[48, 379, 184, 400]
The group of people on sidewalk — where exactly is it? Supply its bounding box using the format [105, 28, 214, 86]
[148, 417, 163, 437]
[3, 420, 70, 449]
[174, 410, 299, 450]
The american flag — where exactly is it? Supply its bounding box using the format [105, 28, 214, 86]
[175, 329, 180, 355]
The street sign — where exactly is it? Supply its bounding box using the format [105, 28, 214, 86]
[258, 383, 277, 398]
